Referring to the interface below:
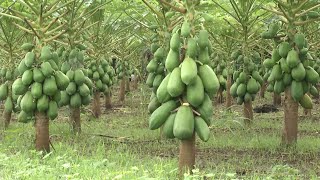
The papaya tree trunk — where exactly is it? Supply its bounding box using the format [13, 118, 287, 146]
[125, 77, 130, 93]
[226, 75, 232, 110]
[282, 88, 298, 146]
[260, 82, 267, 98]
[3, 110, 11, 130]
[119, 78, 126, 103]
[105, 91, 112, 110]
[179, 133, 195, 177]
[133, 76, 138, 90]
[243, 100, 253, 125]
[217, 88, 223, 104]
[35, 112, 50, 153]
[273, 93, 281, 106]
[70, 107, 81, 134]
[92, 91, 101, 118]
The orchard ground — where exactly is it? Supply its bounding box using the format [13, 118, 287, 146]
[1, 84, 320, 179]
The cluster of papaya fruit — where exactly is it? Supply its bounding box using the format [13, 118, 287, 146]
[87, 58, 115, 95]
[263, 33, 319, 108]
[148, 20, 220, 142]
[211, 56, 228, 91]
[261, 22, 280, 39]
[0, 68, 18, 114]
[58, 47, 93, 107]
[230, 50, 264, 104]
[115, 61, 130, 80]
[146, 45, 166, 92]
[13, 44, 70, 123]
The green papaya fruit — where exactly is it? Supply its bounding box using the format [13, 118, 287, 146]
[21, 91, 36, 113]
[43, 76, 58, 96]
[170, 32, 180, 51]
[181, 57, 197, 85]
[291, 63, 306, 81]
[33, 67, 45, 83]
[167, 68, 185, 97]
[54, 71, 70, 90]
[21, 43, 34, 52]
[195, 116, 210, 142]
[47, 101, 58, 120]
[186, 76, 204, 107]
[24, 52, 35, 67]
[278, 42, 291, 58]
[37, 95, 49, 112]
[196, 94, 213, 126]
[149, 100, 178, 130]
[186, 38, 198, 58]
[247, 78, 259, 94]
[173, 105, 194, 140]
[305, 66, 319, 84]
[156, 73, 171, 103]
[165, 49, 180, 72]
[74, 69, 85, 86]
[39, 46, 52, 61]
[181, 20, 191, 37]
[274, 80, 284, 94]
[79, 84, 90, 97]
[163, 113, 176, 139]
[31, 82, 43, 99]
[4, 97, 13, 113]
[237, 83, 246, 97]
[287, 50, 300, 68]
[291, 80, 304, 101]
[70, 93, 82, 108]
[41, 62, 54, 77]
[294, 33, 305, 49]
[299, 94, 312, 109]
[0, 83, 8, 100]
[148, 97, 161, 114]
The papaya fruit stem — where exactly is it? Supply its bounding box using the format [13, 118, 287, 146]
[158, 0, 187, 14]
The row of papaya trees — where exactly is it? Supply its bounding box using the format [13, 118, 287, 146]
[142, 0, 320, 177]
[0, 1, 140, 152]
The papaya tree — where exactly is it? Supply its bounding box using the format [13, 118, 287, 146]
[0, 1, 75, 153]
[55, 0, 105, 134]
[213, 0, 266, 125]
[145, 0, 220, 176]
[0, 5, 25, 129]
[262, 1, 320, 146]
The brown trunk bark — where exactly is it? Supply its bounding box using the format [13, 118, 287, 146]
[105, 91, 112, 110]
[282, 88, 298, 146]
[3, 110, 11, 130]
[273, 93, 282, 106]
[226, 75, 232, 110]
[35, 112, 50, 153]
[243, 100, 253, 125]
[125, 77, 130, 93]
[260, 82, 267, 98]
[179, 133, 195, 177]
[217, 89, 223, 104]
[92, 91, 101, 118]
[70, 107, 81, 134]
[133, 76, 138, 90]
[119, 78, 126, 103]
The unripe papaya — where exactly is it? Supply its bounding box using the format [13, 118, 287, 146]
[167, 68, 185, 97]
[198, 65, 219, 97]
[181, 57, 197, 85]
[165, 49, 180, 72]
[181, 20, 191, 37]
[173, 105, 194, 140]
[186, 76, 204, 107]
